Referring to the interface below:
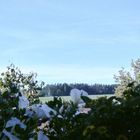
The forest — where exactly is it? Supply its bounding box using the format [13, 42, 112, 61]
[40, 83, 117, 96]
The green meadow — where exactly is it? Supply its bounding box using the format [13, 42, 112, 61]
[39, 94, 114, 103]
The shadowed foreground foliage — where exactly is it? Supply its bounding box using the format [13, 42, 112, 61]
[0, 64, 140, 140]
[46, 89, 140, 140]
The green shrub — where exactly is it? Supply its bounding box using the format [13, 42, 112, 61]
[0, 64, 140, 140]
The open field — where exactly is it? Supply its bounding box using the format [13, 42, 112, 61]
[39, 94, 114, 103]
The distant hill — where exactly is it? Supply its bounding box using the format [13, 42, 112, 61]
[39, 83, 117, 96]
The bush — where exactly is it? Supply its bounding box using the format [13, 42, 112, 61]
[114, 59, 140, 97]
[0, 64, 140, 140]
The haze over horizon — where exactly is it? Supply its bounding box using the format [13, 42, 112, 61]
[0, 0, 140, 84]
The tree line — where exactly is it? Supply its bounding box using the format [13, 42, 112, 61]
[40, 83, 117, 96]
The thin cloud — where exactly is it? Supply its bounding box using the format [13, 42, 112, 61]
[13, 65, 119, 84]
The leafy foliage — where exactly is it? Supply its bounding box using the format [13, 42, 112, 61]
[114, 59, 140, 97]
[0, 64, 140, 140]
[0, 65, 43, 139]
[46, 93, 140, 140]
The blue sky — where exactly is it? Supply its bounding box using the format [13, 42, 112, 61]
[0, 0, 140, 84]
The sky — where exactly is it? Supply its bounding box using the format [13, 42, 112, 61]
[0, 0, 140, 84]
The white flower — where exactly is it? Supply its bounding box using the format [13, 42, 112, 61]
[75, 108, 91, 115]
[59, 105, 64, 114]
[112, 99, 121, 105]
[18, 94, 29, 109]
[80, 89, 88, 96]
[27, 104, 56, 119]
[6, 117, 26, 130]
[70, 88, 88, 104]
[57, 115, 63, 118]
[2, 129, 20, 140]
[70, 88, 81, 104]
[38, 130, 49, 140]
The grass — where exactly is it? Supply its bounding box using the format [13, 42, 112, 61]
[39, 94, 114, 103]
